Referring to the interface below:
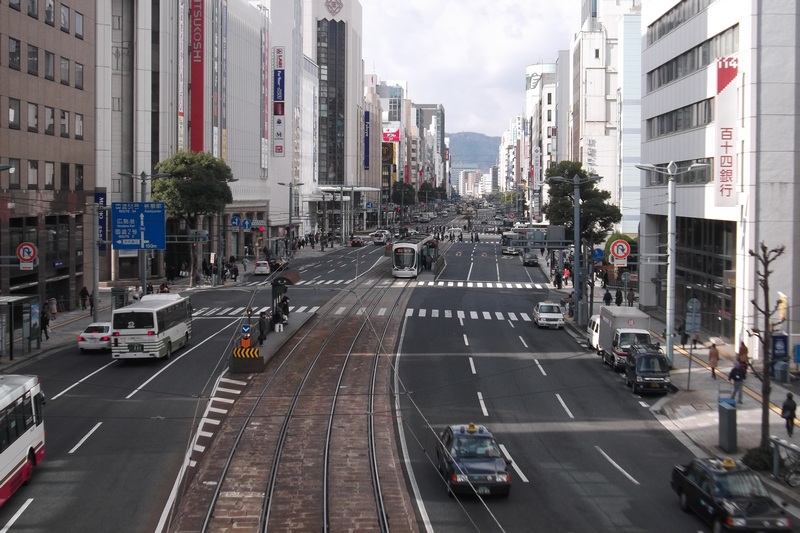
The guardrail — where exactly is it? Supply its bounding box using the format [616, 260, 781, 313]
[770, 435, 800, 485]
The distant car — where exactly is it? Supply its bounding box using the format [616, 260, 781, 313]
[671, 457, 792, 532]
[502, 247, 520, 255]
[268, 257, 288, 271]
[78, 322, 113, 352]
[532, 301, 565, 329]
[253, 260, 271, 276]
[587, 314, 600, 351]
[350, 236, 364, 247]
[435, 423, 511, 498]
[522, 253, 539, 266]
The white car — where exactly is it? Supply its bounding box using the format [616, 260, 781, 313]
[253, 261, 271, 276]
[78, 322, 114, 352]
[532, 302, 565, 329]
[502, 246, 520, 255]
[587, 314, 600, 350]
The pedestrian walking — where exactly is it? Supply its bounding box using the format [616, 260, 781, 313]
[564, 268, 571, 286]
[554, 271, 563, 289]
[602, 270, 609, 289]
[41, 313, 50, 340]
[782, 392, 797, 437]
[79, 286, 89, 310]
[258, 311, 269, 346]
[737, 341, 750, 377]
[615, 288, 623, 306]
[89, 291, 95, 315]
[603, 289, 612, 306]
[708, 342, 719, 379]
[677, 319, 688, 348]
[626, 288, 635, 307]
[728, 361, 746, 404]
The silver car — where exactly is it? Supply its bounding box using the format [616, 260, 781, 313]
[78, 322, 114, 352]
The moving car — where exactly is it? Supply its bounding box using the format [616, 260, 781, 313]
[268, 257, 289, 271]
[671, 457, 792, 532]
[435, 423, 511, 497]
[350, 236, 364, 247]
[532, 301, 565, 329]
[253, 260, 271, 276]
[502, 246, 519, 255]
[78, 322, 114, 352]
[522, 253, 539, 266]
[624, 343, 669, 394]
[587, 314, 600, 350]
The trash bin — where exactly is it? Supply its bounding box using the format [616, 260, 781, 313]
[719, 401, 737, 453]
[775, 360, 790, 383]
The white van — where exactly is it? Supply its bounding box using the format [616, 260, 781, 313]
[587, 314, 601, 352]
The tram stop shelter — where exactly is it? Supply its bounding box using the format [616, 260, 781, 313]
[0, 295, 42, 361]
[272, 270, 301, 311]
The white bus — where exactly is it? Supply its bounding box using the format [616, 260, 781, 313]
[0, 374, 46, 507]
[111, 294, 193, 359]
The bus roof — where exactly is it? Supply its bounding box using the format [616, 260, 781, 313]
[115, 293, 190, 312]
[0, 375, 39, 407]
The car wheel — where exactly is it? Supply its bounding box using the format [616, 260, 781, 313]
[678, 490, 690, 513]
[22, 452, 35, 485]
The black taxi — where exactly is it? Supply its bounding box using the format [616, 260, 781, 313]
[671, 457, 792, 532]
[435, 423, 511, 497]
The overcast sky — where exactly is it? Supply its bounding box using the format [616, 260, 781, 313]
[360, 1, 582, 138]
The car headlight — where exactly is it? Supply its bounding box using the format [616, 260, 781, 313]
[452, 474, 468, 482]
[776, 518, 792, 528]
[636, 376, 644, 382]
[727, 518, 746, 527]
[664, 377, 670, 382]
[495, 473, 510, 483]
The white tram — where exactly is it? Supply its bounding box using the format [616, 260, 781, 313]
[392, 234, 438, 278]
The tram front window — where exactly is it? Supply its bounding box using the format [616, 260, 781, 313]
[394, 247, 416, 269]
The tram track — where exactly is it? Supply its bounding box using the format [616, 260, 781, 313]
[168, 271, 419, 532]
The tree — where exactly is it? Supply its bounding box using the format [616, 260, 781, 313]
[743, 242, 786, 461]
[391, 181, 417, 207]
[543, 161, 621, 245]
[152, 151, 234, 287]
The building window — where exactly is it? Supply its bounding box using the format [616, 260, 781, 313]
[9, 159, 21, 188]
[75, 164, 84, 190]
[60, 5, 70, 32]
[44, 51, 55, 80]
[75, 113, 83, 139]
[9, 99, 21, 129]
[44, 106, 55, 134]
[60, 162, 69, 189]
[10, 0, 21, 11]
[547, 109, 552, 121]
[75, 63, 84, 89]
[595, 49, 600, 59]
[28, 44, 39, 75]
[45, 161, 55, 189]
[60, 110, 69, 137]
[75, 12, 84, 39]
[28, 0, 38, 18]
[547, 93, 552, 105]
[60, 58, 69, 85]
[27, 160, 39, 189]
[9, 38, 21, 70]
[45, 0, 54, 25]
[27, 103, 38, 132]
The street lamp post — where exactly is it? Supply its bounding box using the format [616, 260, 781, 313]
[635, 161, 709, 367]
[278, 181, 305, 254]
[551, 174, 601, 327]
[118, 171, 170, 292]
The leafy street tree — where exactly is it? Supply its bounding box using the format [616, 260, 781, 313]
[391, 182, 417, 208]
[152, 151, 234, 287]
[416, 182, 447, 203]
[543, 161, 621, 245]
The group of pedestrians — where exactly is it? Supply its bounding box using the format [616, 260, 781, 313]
[602, 287, 636, 307]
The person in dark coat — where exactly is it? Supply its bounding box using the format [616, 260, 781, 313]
[79, 286, 89, 310]
[615, 288, 623, 306]
[41, 312, 50, 340]
[258, 311, 269, 346]
[782, 392, 797, 437]
[603, 289, 612, 307]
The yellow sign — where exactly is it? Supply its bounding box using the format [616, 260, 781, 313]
[232, 347, 260, 358]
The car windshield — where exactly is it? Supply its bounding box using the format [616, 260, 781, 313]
[452, 436, 502, 458]
[84, 325, 109, 334]
[636, 355, 668, 372]
[540, 305, 560, 314]
[619, 332, 652, 346]
[713, 471, 770, 498]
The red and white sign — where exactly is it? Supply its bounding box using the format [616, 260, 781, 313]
[382, 128, 400, 142]
[715, 56, 738, 207]
[17, 242, 37, 270]
[610, 239, 630, 260]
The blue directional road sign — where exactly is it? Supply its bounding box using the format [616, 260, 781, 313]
[366, 201, 374, 209]
[241, 324, 251, 336]
[111, 202, 167, 250]
[230, 215, 241, 227]
[242, 219, 252, 232]
[592, 248, 605, 261]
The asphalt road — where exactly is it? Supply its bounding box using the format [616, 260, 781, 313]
[396, 240, 705, 532]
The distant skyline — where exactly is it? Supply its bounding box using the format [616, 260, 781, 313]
[361, 0, 581, 137]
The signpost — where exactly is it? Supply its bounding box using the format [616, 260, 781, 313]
[16, 242, 37, 271]
[610, 239, 630, 268]
[230, 215, 241, 228]
[111, 202, 167, 250]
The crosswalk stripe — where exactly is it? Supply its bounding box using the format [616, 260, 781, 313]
[377, 308, 387, 316]
[445, 310, 452, 318]
[336, 306, 347, 314]
[295, 306, 308, 313]
[521, 313, 532, 321]
[229, 307, 246, 315]
[457, 310, 465, 319]
[470, 311, 478, 319]
[495, 311, 504, 320]
[357, 307, 366, 315]
[406, 308, 414, 317]
[431, 309, 439, 318]
[508, 312, 518, 321]
[482, 311, 491, 320]
[419, 309, 427, 317]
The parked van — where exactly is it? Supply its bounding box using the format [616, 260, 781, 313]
[587, 314, 600, 351]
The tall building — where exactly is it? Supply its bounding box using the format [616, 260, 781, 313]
[1, 0, 96, 309]
[639, 0, 799, 353]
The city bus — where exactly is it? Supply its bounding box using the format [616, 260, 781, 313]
[0, 374, 46, 507]
[111, 293, 193, 359]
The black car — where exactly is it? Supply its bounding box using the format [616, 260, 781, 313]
[435, 423, 511, 497]
[268, 257, 288, 271]
[522, 253, 539, 267]
[671, 457, 792, 532]
[625, 343, 669, 394]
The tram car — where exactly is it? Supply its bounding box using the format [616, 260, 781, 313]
[392, 234, 437, 278]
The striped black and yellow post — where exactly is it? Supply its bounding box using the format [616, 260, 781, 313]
[230, 345, 265, 373]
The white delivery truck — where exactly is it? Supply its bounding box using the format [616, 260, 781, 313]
[597, 306, 656, 371]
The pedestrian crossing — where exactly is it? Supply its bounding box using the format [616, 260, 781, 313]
[192, 304, 533, 322]
[236, 278, 552, 290]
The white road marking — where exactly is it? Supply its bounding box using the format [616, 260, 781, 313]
[535, 359, 547, 376]
[469, 357, 476, 374]
[463, 334, 469, 346]
[0, 498, 34, 532]
[377, 308, 387, 316]
[595, 445, 640, 485]
[336, 306, 347, 314]
[499, 444, 529, 483]
[68, 422, 103, 454]
[519, 336, 528, 349]
[477, 392, 489, 416]
[556, 393, 573, 418]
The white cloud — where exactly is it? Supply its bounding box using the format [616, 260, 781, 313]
[361, 0, 581, 137]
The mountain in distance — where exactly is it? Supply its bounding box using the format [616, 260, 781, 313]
[447, 132, 500, 174]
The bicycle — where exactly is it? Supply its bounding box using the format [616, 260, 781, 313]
[777, 445, 800, 487]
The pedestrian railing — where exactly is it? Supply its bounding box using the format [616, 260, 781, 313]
[770, 435, 800, 487]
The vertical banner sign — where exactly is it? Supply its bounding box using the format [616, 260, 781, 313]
[363, 111, 370, 170]
[178, 0, 185, 151]
[211, 0, 219, 157]
[272, 46, 285, 157]
[715, 56, 738, 207]
[261, 26, 269, 168]
[95, 192, 107, 251]
[190, 0, 205, 152]
[221, 0, 228, 161]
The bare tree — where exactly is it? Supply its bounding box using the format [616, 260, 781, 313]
[747, 241, 786, 450]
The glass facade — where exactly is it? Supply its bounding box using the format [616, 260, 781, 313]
[317, 19, 346, 186]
